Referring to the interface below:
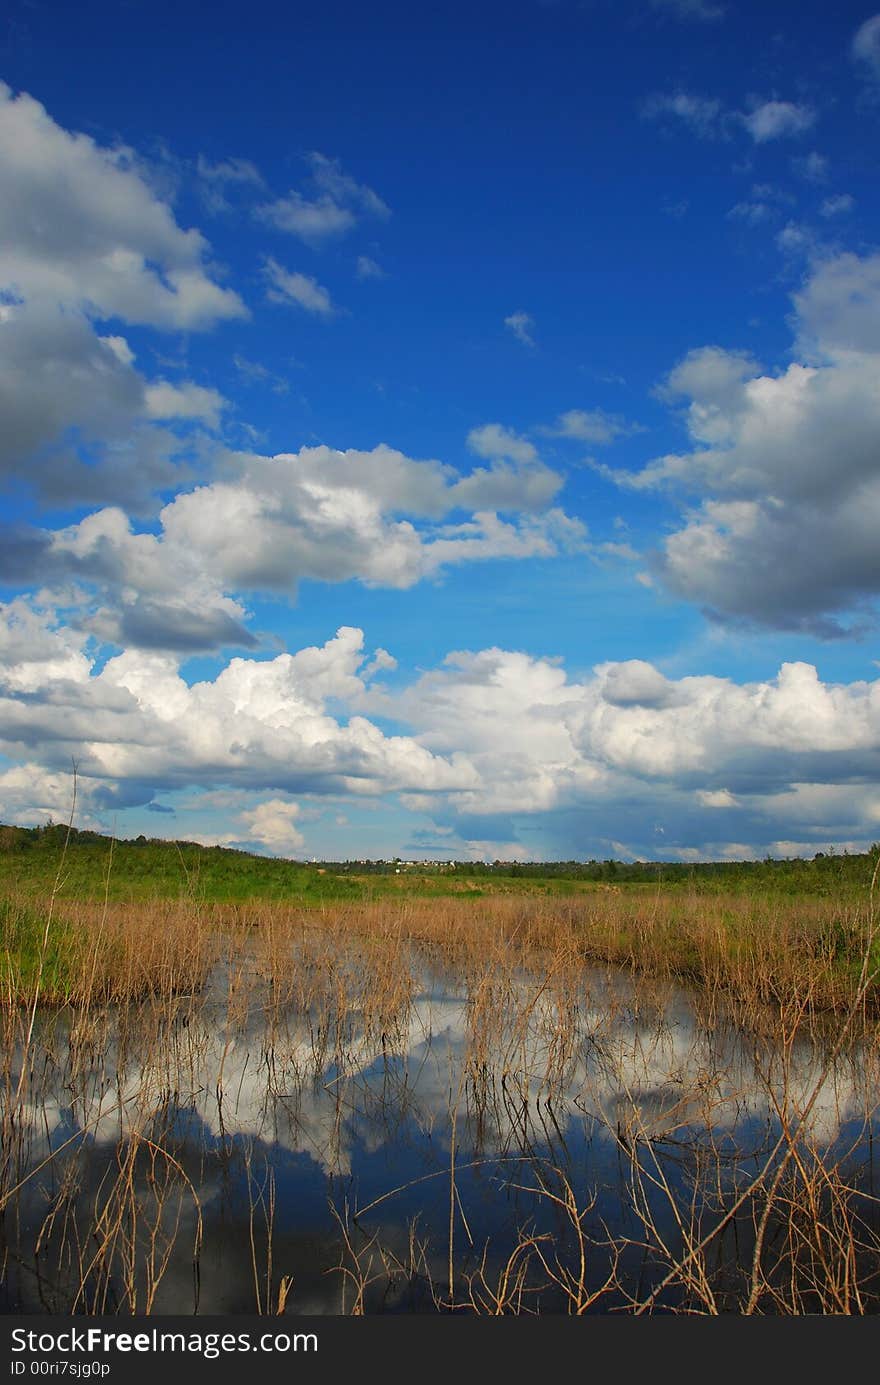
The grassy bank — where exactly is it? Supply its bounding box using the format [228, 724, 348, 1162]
[1, 822, 877, 903]
[2, 887, 878, 1019]
[1, 823, 878, 1014]
[3, 830, 880, 1315]
[3, 887, 880, 1314]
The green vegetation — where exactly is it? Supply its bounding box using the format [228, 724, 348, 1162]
[1, 821, 877, 905]
[0, 822, 358, 904]
[0, 897, 79, 1001]
[1, 821, 879, 1012]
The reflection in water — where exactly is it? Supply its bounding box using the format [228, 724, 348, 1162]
[2, 949, 879, 1314]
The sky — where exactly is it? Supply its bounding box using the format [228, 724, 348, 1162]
[1, 0, 880, 863]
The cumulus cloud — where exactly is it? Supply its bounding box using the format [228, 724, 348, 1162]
[466, 423, 538, 465]
[793, 251, 880, 358]
[0, 84, 247, 506]
[240, 799, 305, 853]
[381, 643, 880, 858]
[32, 506, 255, 653]
[3, 441, 578, 651]
[0, 615, 478, 806]
[156, 444, 575, 594]
[5, 604, 880, 859]
[0, 764, 101, 830]
[0, 84, 245, 329]
[604, 251, 880, 634]
[0, 302, 146, 481]
[0, 597, 92, 693]
[143, 380, 227, 428]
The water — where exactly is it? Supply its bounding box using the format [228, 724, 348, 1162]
[3, 951, 879, 1314]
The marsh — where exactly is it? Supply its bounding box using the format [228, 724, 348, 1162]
[3, 900, 879, 1315]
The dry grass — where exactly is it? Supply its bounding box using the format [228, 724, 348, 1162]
[3, 883, 876, 1018]
[2, 876, 880, 1316]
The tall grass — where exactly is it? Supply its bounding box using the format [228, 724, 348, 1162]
[5, 886, 876, 1016]
[2, 850, 880, 1315]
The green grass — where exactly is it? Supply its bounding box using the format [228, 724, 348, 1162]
[0, 821, 877, 908]
[1, 822, 878, 1014]
[0, 897, 80, 1002]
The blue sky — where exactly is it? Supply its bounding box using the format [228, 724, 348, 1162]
[1, 0, 880, 862]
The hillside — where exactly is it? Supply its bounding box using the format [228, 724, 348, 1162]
[0, 822, 876, 903]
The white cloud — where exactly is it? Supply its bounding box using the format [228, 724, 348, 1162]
[547, 408, 637, 445]
[794, 151, 829, 183]
[0, 84, 249, 507]
[34, 507, 255, 653]
[100, 335, 135, 367]
[258, 193, 355, 242]
[0, 302, 146, 479]
[8, 439, 577, 651]
[232, 354, 289, 393]
[257, 152, 389, 245]
[196, 155, 263, 185]
[239, 798, 305, 853]
[820, 194, 855, 218]
[643, 91, 722, 137]
[356, 255, 385, 280]
[852, 14, 880, 78]
[363, 648, 397, 678]
[0, 617, 479, 805]
[740, 100, 816, 143]
[388, 644, 880, 848]
[143, 381, 227, 428]
[196, 155, 264, 213]
[466, 423, 538, 465]
[647, 92, 815, 145]
[728, 200, 773, 226]
[6, 603, 880, 858]
[793, 251, 880, 358]
[504, 311, 536, 347]
[423, 508, 586, 572]
[0, 764, 101, 830]
[696, 788, 738, 808]
[308, 152, 390, 219]
[0, 597, 92, 693]
[263, 259, 336, 315]
[775, 221, 817, 257]
[649, 0, 725, 18]
[0, 83, 245, 329]
[459, 840, 536, 863]
[604, 251, 880, 634]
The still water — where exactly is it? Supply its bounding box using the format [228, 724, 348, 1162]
[3, 952, 879, 1313]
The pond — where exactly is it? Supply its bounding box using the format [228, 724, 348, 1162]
[3, 943, 879, 1314]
